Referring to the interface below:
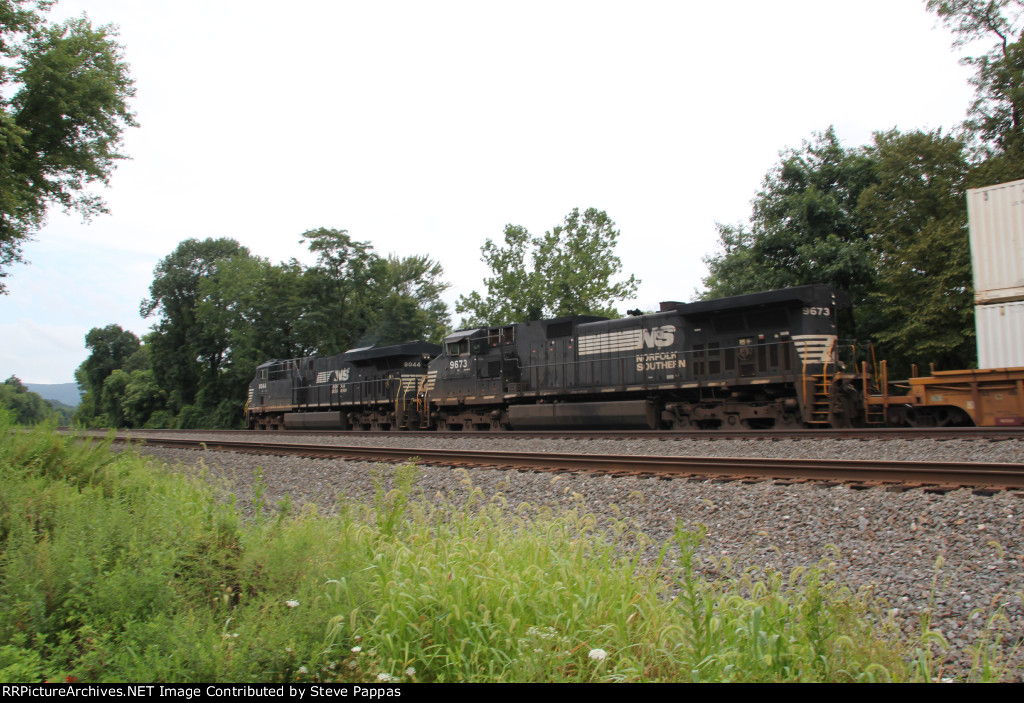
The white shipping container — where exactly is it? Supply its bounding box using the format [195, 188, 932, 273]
[976, 301, 1024, 368]
[967, 179, 1024, 304]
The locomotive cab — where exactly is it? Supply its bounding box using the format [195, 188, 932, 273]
[426, 317, 607, 430]
[657, 285, 853, 428]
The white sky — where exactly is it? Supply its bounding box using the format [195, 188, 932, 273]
[0, 0, 978, 384]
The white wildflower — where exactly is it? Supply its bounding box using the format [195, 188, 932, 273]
[297, 666, 309, 675]
[376, 673, 393, 682]
[285, 600, 300, 608]
[405, 667, 416, 676]
[526, 626, 557, 640]
[588, 648, 608, 662]
[351, 646, 362, 653]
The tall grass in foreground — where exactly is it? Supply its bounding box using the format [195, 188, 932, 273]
[0, 417, 1010, 682]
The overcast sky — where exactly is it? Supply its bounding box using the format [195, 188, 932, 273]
[0, 0, 978, 384]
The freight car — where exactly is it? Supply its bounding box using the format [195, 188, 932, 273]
[248, 285, 869, 430]
[866, 366, 1024, 427]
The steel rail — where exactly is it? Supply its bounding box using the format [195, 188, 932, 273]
[75, 426, 1024, 440]
[111, 435, 1024, 490]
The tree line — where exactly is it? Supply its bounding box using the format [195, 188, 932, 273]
[73, 230, 451, 428]
[73, 212, 637, 429]
[12, 1, 1024, 427]
[702, 1, 1024, 377]
[0, 376, 73, 424]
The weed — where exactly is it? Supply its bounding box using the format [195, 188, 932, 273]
[0, 416, 1013, 682]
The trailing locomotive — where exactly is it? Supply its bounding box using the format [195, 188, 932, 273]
[246, 341, 439, 430]
[247, 285, 868, 430]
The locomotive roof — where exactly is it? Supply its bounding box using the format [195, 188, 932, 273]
[344, 340, 441, 362]
[444, 315, 609, 343]
[659, 285, 849, 316]
[443, 328, 482, 343]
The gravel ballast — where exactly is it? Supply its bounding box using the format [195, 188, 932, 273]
[124, 434, 1024, 679]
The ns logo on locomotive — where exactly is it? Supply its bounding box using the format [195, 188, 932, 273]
[246, 284, 888, 431]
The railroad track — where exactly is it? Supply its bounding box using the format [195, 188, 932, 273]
[103, 433, 1024, 492]
[72, 426, 1024, 441]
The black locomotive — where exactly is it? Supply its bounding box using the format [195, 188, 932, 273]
[246, 341, 439, 430]
[246, 285, 866, 430]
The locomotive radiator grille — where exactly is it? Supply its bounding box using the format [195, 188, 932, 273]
[579, 329, 644, 355]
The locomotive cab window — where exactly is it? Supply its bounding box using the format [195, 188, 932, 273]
[446, 339, 470, 356]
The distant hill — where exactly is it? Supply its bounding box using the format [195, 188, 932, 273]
[26, 383, 80, 408]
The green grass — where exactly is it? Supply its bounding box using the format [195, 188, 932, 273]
[0, 415, 1013, 682]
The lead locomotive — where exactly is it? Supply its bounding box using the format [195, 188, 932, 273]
[247, 285, 865, 431]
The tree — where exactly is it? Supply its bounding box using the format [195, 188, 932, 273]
[299, 229, 451, 350]
[120, 368, 166, 427]
[927, 0, 1024, 183]
[99, 367, 130, 427]
[193, 255, 313, 420]
[0, 374, 55, 424]
[702, 127, 976, 375]
[363, 254, 450, 345]
[138, 232, 451, 428]
[74, 323, 140, 423]
[456, 208, 639, 327]
[300, 228, 377, 353]
[0, 1, 136, 292]
[141, 238, 250, 413]
[858, 129, 975, 373]
[456, 224, 545, 326]
[702, 128, 879, 306]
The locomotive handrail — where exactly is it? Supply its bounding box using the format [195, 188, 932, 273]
[513, 339, 798, 393]
[299, 376, 403, 406]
